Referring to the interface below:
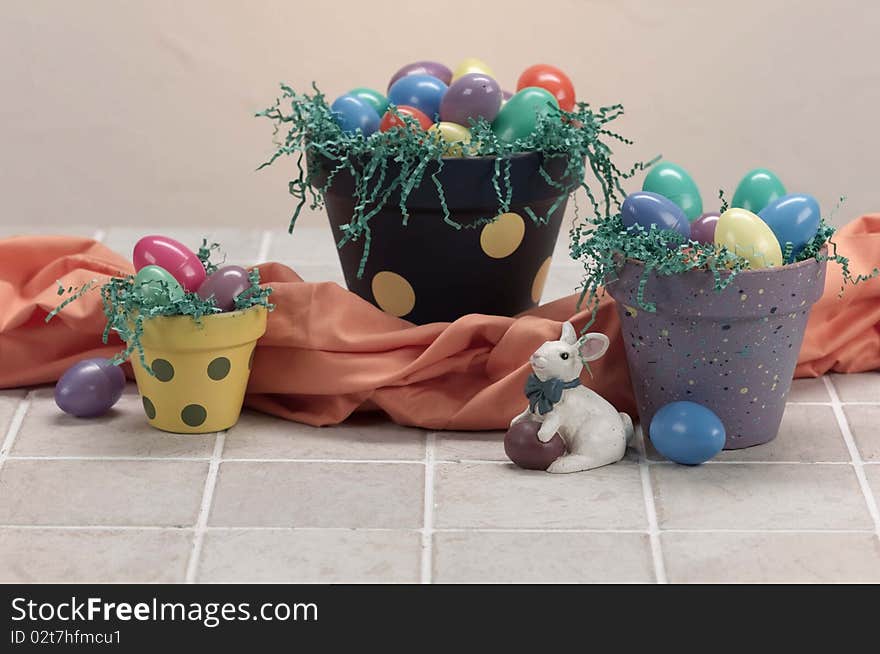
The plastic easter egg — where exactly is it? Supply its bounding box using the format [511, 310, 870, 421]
[690, 212, 720, 244]
[439, 73, 502, 125]
[387, 74, 448, 121]
[55, 358, 126, 418]
[379, 105, 433, 133]
[133, 265, 185, 306]
[387, 60, 453, 90]
[516, 64, 576, 112]
[502, 89, 513, 101]
[504, 420, 566, 470]
[732, 168, 786, 213]
[133, 235, 207, 292]
[758, 194, 821, 261]
[427, 122, 472, 157]
[642, 162, 703, 222]
[649, 401, 725, 465]
[451, 57, 495, 82]
[714, 208, 783, 268]
[491, 87, 559, 144]
[620, 191, 690, 239]
[347, 87, 389, 116]
[329, 94, 380, 136]
[196, 265, 251, 312]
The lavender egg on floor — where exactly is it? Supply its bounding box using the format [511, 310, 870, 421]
[197, 265, 251, 312]
[55, 358, 126, 418]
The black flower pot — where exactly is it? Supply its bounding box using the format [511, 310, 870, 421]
[309, 151, 576, 324]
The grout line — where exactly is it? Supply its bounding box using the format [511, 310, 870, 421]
[184, 432, 226, 584]
[256, 230, 273, 263]
[91, 228, 106, 243]
[636, 424, 667, 584]
[8, 455, 211, 462]
[1, 524, 876, 535]
[823, 376, 880, 542]
[788, 401, 880, 406]
[420, 433, 436, 584]
[0, 393, 32, 473]
[220, 458, 426, 465]
[0, 454, 862, 465]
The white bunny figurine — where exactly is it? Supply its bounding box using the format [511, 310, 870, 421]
[510, 321, 633, 473]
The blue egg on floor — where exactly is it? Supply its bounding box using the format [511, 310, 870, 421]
[649, 400, 726, 465]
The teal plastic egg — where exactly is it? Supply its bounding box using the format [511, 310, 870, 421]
[347, 87, 389, 116]
[731, 168, 786, 214]
[133, 265, 185, 306]
[642, 161, 703, 222]
[491, 87, 559, 144]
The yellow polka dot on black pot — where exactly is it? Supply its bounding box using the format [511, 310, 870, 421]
[480, 212, 525, 259]
[372, 271, 416, 317]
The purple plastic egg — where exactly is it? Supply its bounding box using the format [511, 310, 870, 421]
[196, 265, 251, 312]
[55, 358, 126, 418]
[502, 89, 513, 101]
[439, 73, 502, 125]
[388, 60, 453, 90]
[691, 212, 721, 244]
[621, 191, 691, 239]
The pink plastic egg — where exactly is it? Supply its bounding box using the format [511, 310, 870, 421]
[196, 265, 251, 312]
[133, 235, 206, 292]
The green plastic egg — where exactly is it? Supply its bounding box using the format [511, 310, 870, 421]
[491, 87, 559, 144]
[134, 264, 185, 307]
[642, 161, 703, 222]
[347, 87, 389, 117]
[731, 168, 786, 214]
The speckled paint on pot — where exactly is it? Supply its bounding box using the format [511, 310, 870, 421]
[606, 253, 827, 449]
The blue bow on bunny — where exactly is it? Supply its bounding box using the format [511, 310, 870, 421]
[524, 374, 581, 415]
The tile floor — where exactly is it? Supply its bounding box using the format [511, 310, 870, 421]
[0, 225, 878, 583]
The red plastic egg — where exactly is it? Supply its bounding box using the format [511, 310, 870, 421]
[133, 235, 206, 292]
[504, 419, 566, 470]
[379, 105, 433, 132]
[516, 64, 576, 112]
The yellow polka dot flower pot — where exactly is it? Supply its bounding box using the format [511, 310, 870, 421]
[131, 306, 268, 433]
[311, 151, 576, 324]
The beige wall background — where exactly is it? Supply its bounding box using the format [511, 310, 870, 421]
[1, 0, 878, 231]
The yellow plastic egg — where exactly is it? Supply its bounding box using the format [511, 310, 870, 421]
[714, 208, 783, 269]
[451, 57, 495, 82]
[428, 121, 471, 157]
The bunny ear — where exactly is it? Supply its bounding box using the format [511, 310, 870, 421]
[578, 333, 610, 361]
[560, 321, 577, 345]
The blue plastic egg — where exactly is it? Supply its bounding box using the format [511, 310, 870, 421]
[621, 191, 690, 239]
[387, 74, 448, 121]
[330, 94, 380, 136]
[649, 401, 726, 465]
[758, 193, 820, 261]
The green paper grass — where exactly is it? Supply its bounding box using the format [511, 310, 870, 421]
[569, 206, 879, 329]
[48, 239, 274, 375]
[257, 84, 652, 277]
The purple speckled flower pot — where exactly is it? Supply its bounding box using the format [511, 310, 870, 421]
[605, 254, 827, 449]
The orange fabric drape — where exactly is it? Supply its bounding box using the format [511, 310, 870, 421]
[1, 215, 878, 430]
